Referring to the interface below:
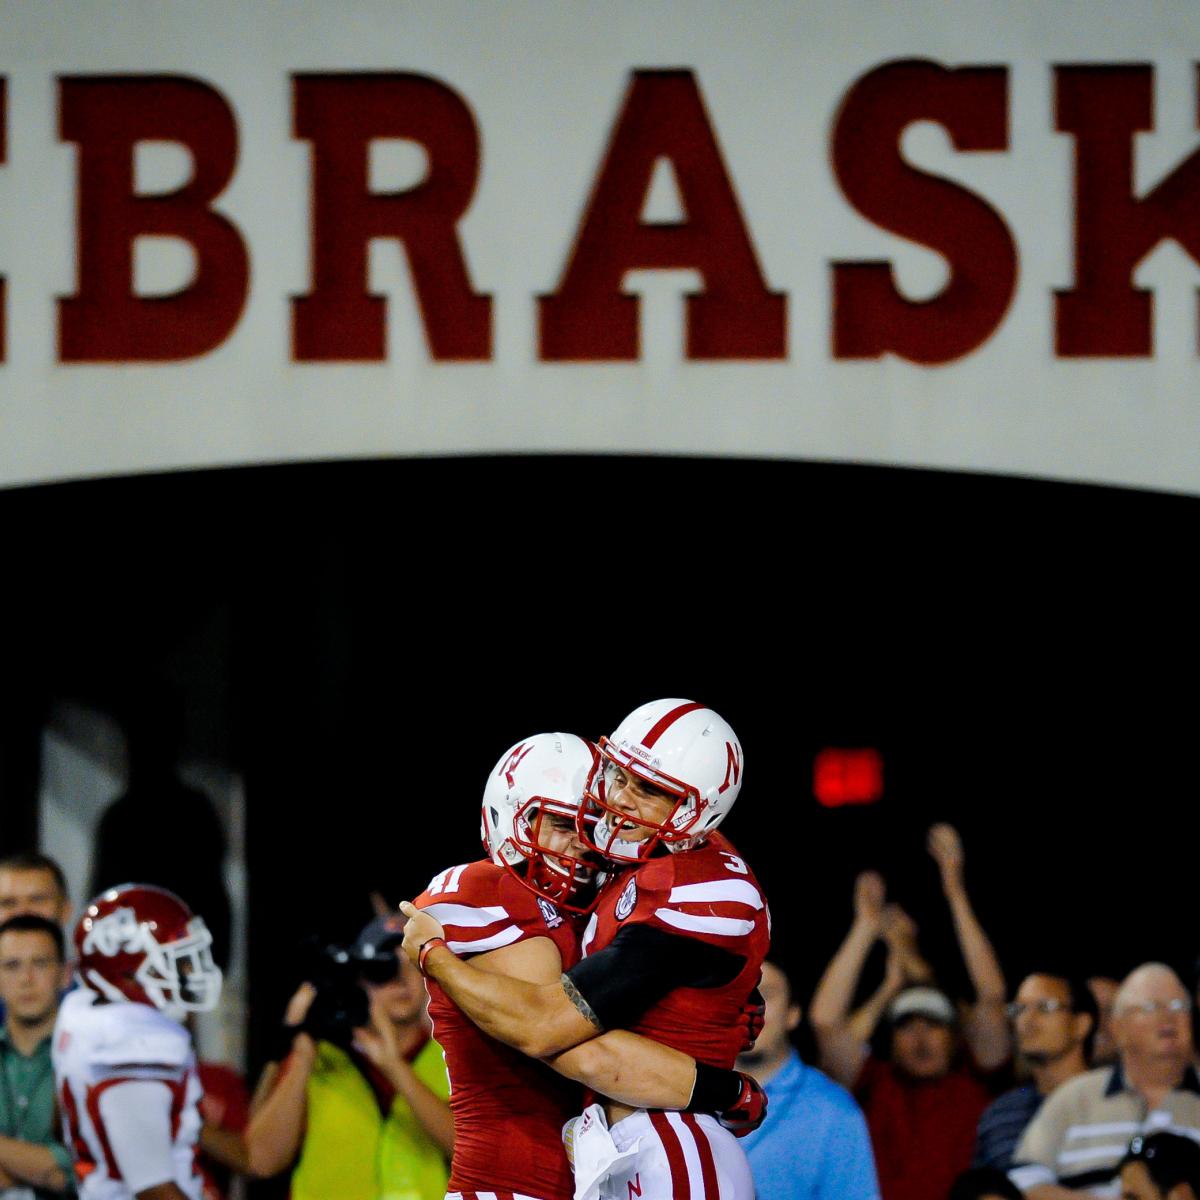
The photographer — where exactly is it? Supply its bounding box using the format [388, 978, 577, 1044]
[247, 914, 451, 1200]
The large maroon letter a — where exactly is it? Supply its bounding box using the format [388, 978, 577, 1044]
[540, 70, 785, 360]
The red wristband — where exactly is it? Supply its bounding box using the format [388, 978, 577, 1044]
[418, 937, 450, 975]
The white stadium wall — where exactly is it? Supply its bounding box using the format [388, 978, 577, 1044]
[1, 2, 1200, 492]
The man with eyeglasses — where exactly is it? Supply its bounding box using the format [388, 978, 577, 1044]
[1010, 964, 1200, 1199]
[973, 975, 1095, 1172]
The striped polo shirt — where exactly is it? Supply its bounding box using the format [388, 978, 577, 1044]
[1010, 1064, 1200, 1196]
[974, 1082, 1044, 1171]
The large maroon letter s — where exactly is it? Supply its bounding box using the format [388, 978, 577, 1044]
[58, 76, 249, 362]
[831, 60, 1016, 365]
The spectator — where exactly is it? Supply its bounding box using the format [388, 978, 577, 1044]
[974, 974, 1094, 1171]
[950, 1167, 1025, 1200]
[0, 855, 71, 927]
[1011, 963, 1200, 1198]
[737, 959, 880, 1200]
[810, 823, 1010, 1200]
[0, 915, 73, 1197]
[246, 913, 452, 1200]
[1119, 1131, 1200, 1200]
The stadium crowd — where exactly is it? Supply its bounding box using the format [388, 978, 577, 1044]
[3, 703, 1199, 1200]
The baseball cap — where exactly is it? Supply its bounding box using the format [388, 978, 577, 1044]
[888, 986, 956, 1026]
[350, 912, 408, 982]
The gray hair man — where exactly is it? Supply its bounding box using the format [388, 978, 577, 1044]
[1010, 963, 1200, 1199]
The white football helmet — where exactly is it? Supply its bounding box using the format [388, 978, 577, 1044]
[481, 732, 601, 913]
[588, 699, 743, 860]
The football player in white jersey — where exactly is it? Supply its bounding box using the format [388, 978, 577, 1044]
[52, 884, 222, 1200]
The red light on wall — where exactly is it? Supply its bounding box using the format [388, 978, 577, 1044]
[814, 748, 884, 808]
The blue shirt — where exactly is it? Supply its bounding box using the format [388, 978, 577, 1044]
[742, 1050, 881, 1200]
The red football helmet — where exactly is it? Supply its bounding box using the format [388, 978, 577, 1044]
[75, 883, 222, 1017]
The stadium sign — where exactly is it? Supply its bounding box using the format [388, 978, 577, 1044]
[1, 3, 1198, 492]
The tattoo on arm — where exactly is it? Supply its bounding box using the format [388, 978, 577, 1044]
[562, 974, 604, 1031]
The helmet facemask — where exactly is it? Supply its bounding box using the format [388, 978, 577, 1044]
[137, 918, 223, 1017]
[480, 733, 604, 915]
[583, 745, 707, 861]
[505, 795, 599, 914]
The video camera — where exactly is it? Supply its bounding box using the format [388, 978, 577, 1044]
[295, 914, 408, 1049]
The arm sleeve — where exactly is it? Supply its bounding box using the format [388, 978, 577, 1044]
[565, 923, 746, 1031]
[45, 1138, 77, 1191]
[1008, 1090, 1067, 1193]
[417, 862, 572, 959]
[96, 1080, 178, 1195]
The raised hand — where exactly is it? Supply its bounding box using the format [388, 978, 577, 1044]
[853, 870, 886, 930]
[927, 823, 965, 892]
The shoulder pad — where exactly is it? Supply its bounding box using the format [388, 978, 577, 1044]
[90, 1002, 191, 1073]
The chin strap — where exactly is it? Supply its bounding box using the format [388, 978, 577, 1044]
[594, 819, 652, 861]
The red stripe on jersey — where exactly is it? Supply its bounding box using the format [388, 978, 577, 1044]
[167, 1074, 187, 1141]
[85, 1078, 132, 1179]
[682, 1114, 719, 1197]
[641, 702, 705, 749]
[649, 1112, 690, 1199]
[59, 1079, 93, 1176]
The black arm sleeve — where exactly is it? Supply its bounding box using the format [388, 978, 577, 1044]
[565, 924, 746, 1032]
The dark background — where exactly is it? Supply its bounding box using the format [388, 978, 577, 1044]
[2, 456, 1195, 1068]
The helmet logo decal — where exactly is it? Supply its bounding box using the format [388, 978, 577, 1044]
[718, 742, 742, 795]
[82, 907, 145, 957]
[537, 897, 563, 929]
[499, 742, 534, 788]
[615, 877, 637, 920]
[628, 743, 659, 766]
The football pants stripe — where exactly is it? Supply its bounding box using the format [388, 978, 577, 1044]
[650, 1111, 692, 1199]
[680, 1113, 720, 1198]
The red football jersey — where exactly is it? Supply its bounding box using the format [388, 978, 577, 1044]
[414, 859, 583, 1200]
[580, 833, 770, 1069]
